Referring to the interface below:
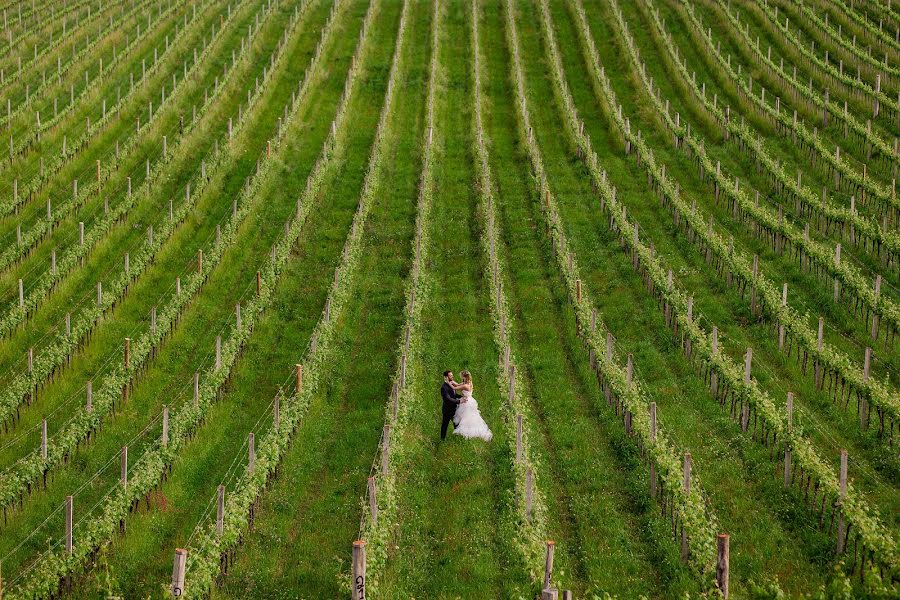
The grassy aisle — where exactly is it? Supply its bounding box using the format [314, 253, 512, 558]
[378, 2, 515, 597]
[0, 0, 340, 575]
[515, 0, 828, 593]
[214, 3, 427, 597]
[479, 2, 695, 597]
[557, 0, 900, 522]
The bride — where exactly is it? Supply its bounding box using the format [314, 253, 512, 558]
[449, 371, 493, 441]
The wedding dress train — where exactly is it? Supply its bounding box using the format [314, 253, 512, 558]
[453, 390, 492, 441]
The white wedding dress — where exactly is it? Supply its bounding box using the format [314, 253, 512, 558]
[453, 389, 493, 441]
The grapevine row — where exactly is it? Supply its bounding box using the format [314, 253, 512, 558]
[547, 0, 898, 578]
[679, 0, 899, 214]
[184, 1, 398, 593]
[0, 0, 310, 514]
[0, 0, 231, 271]
[512, 0, 721, 586]
[354, 0, 435, 593]
[585, 0, 900, 430]
[0, 0, 252, 338]
[0, 0, 341, 589]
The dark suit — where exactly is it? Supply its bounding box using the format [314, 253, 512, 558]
[440, 381, 462, 439]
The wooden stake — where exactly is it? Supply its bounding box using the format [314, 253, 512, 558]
[650, 402, 657, 498]
[65, 495, 73, 554]
[516, 414, 523, 463]
[716, 534, 729, 598]
[367, 477, 377, 524]
[171, 548, 186, 597]
[41, 418, 47, 459]
[248, 433, 255, 474]
[351, 541, 366, 599]
[216, 485, 224, 538]
[543, 540, 555, 589]
[120, 446, 127, 487]
[162, 406, 169, 446]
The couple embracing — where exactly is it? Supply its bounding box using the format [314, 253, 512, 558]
[439, 370, 493, 442]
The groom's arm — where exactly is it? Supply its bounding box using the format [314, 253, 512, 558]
[441, 385, 461, 404]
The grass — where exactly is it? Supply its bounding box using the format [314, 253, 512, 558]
[570, 0, 899, 524]
[377, 3, 521, 597]
[476, 1, 697, 596]
[0, 0, 329, 575]
[0, 0, 894, 596]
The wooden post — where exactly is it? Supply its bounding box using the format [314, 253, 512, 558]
[650, 402, 657, 497]
[837, 449, 848, 553]
[575, 279, 581, 303]
[65, 495, 73, 553]
[193, 372, 199, 407]
[17, 279, 22, 308]
[97, 281, 102, 307]
[274, 395, 280, 429]
[400, 355, 406, 388]
[508, 364, 516, 403]
[716, 534, 729, 598]
[543, 540, 555, 589]
[296, 364, 303, 393]
[248, 433, 255, 474]
[861, 348, 871, 430]
[872, 275, 881, 341]
[120, 446, 127, 487]
[516, 414, 523, 463]
[256, 271, 261, 296]
[198, 249, 203, 274]
[525, 467, 534, 520]
[351, 541, 366, 600]
[216, 485, 224, 537]
[162, 406, 169, 446]
[41, 418, 47, 459]
[816, 317, 824, 388]
[171, 548, 186, 597]
[367, 476, 377, 524]
[381, 426, 390, 475]
[681, 453, 691, 560]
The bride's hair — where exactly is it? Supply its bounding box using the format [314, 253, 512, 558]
[460, 370, 472, 384]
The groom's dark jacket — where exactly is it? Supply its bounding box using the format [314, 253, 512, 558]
[441, 381, 462, 414]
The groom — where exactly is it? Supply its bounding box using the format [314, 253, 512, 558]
[440, 370, 466, 440]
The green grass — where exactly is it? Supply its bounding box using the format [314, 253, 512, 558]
[476, 1, 698, 597]
[568, 0, 899, 524]
[0, 0, 895, 596]
[377, 3, 521, 598]
[0, 0, 263, 408]
[213, 1, 428, 597]
[507, 0, 838, 593]
[0, 0, 333, 575]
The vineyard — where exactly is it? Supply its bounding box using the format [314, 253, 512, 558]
[0, 0, 896, 597]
